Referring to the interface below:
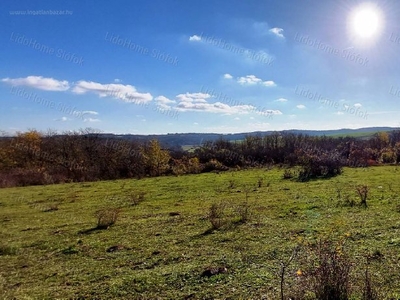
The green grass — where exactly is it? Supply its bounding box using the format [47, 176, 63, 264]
[1, 166, 400, 299]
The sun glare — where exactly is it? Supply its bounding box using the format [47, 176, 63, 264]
[349, 3, 384, 42]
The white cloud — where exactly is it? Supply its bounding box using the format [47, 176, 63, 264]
[297, 104, 306, 109]
[54, 116, 70, 122]
[263, 81, 276, 87]
[156, 96, 176, 104]
[176, 101, 256, 115]
[223, 73, 233, 79]
[2, 76, 70, 91]
[171, 91, 282, 116]
[72, 81, 152, 103]
[234, 117, 240, 120]
[189, 35, 201, 41]
[354, 103, 362, 108]
[81, 110, 99, 115]
[269, 27, 285, 38]
[256, 109, 282, 116]
[71, 110, 99, 120]
[335, 111, 345, 115]
[237, 75, 276, 87]
[275, 98, 288, 102]
[193, 122, 199, 125]
[176, 92, 211, 103]
[238, 75, 262, 85]
[84, 118, 101, 123]
[155, 96, 176, 110]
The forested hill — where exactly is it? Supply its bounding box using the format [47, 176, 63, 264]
[98, 127, 400, 149]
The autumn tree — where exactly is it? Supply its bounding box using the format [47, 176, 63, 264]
[142, 139, 170, 176]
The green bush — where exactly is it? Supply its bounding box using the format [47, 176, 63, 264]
[95, 208, 120, 229]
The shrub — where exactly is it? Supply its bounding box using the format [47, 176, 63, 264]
[363, 259, 378, 300]
[356, 185, 369, 208]
[337, 195, 356, 208]
[208, 202, 227, 230]
[257, 177, 264, 187]
[95, 208, 120, 229]
[129, 191, 146, 206]
[235, 202, 251, 224]
[309, 239, 352, 300]
[283, 169, 294, 179]
[298, 152, 343, 181]
[228, 179, 236, 189]
[0, 245, 18, 256]
[203, 159, 229, 173]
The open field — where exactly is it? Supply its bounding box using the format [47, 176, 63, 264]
[1, 166, 400, 299]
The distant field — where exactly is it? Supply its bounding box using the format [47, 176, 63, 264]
[328, 131, 380, 139]
[1, 166, 400, 299]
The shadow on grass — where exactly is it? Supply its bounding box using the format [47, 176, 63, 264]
[78, 226, 108, 235]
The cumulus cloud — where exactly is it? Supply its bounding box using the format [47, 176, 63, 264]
[176, 101, 256, 114]
[155, 96, 176, 110]
[189, 35, 201, 41]
[72, 81, 152, 103]
[297, 104, 306, 109]
[168, 91, 283, 117]
[354, 103, 362, 108]
[237, 75, 276, 87]
[269, 27, 285, 38]
[223, 73, 233, 79]
[2, 76, 70, 91]
[263, 81, 276, 87]
[176, 92, 211, 103]
[275, 98, 288, 102]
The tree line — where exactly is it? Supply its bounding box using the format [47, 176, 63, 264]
[0, 129, 399, 187]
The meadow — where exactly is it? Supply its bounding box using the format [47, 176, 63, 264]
[1, 166, 400, 299]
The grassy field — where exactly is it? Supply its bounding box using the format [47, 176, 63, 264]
[1, 166, 400, 299]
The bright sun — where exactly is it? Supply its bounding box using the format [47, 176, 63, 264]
[349, 4, 383, 41]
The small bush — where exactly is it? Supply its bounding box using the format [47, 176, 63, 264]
[95, 208, 120, 229]
[298, 152, 343, 181]
[363, 260, 378, 300]
[129, 191, 146, 206]
[203, 159, 229, 173]
[208, 202, 227, 230]
[228, 179, 236, 189]
[283, 169, 294, 179]
[309, 239, 352, 300]
[337, 195, 356, 208]
[356, 185, 369, 207]
[0, 245, 18, 256]
[235, 202, 251, 224]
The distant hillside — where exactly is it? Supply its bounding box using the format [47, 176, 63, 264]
[99, 127, 400, 149]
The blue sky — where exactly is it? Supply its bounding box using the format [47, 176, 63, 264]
[1, 0, 400, 135]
